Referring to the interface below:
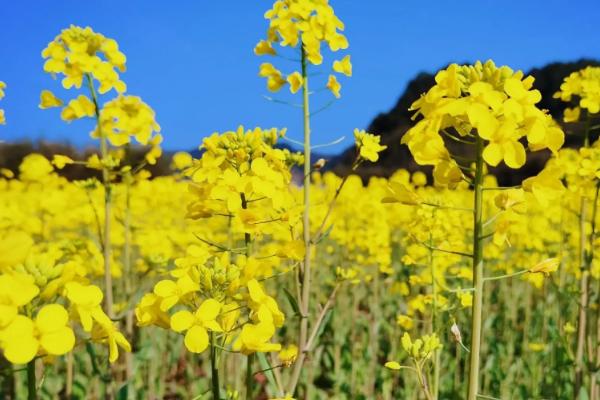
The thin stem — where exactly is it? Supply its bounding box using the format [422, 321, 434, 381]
[210, 333, 220, 400]
[86, 73, 114, 321]
[421, 202, 473, 212]
[414, 360, 434, 400]
[123, 171, 135, 400]
[418, 240, 473, 258]
[246, 354, 255, 400]
[241, 193, 254, 400]
[429, 230, 440, 400]
[27, 360, 36, 400]
[304, 284, 340, 352]
[311, 162, 358, 244]
[288, 43, 312, 395]
[483, 270, 527, 282]
[467, 134, 485, 400]
[86, 72, 114, 399]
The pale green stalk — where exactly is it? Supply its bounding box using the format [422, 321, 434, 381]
[467, 135, 485, 400]
[287, 44, 312, 395]
[123, 171, 135, 400]
[85, 73, 115, 399]
[85, 74, 114, 321]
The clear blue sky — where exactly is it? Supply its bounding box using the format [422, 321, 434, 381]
[1, 0, 599, 154]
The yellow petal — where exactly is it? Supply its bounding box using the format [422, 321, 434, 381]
[4, 335, 38, 364]
[197, 299, 221, 322]
[184, 325, 209, 353]
[170, 310, 194, 332]
[40, 326, 75, 355]
[36, 304, 69, 334]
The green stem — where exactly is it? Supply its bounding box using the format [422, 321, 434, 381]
[210, 333, 220, 400]
[288, 43, 312, 395]
[240, 193, 254, 400]
[467, 135, 485, 400]
[429, 231, 440, 400]
[246, 353, 255, 400]
[483, 270, 528, 282]
[414, 360, 434, 400]
[86, 73, 114, 320]
[123, 171, 135, 400]
[27, 360, 36, 400]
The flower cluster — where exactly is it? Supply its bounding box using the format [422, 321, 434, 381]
[42, 25, 126, 93]
[402, 60, 564, 186]
[354, 129, 387, 162]
[256, 0, 351, 97]
[385, 332, 442, 370]
[41, 26, 162, 170]
[136, 127, 304, 356]
[554, 66, 600, 121]
[0, 261, 129, 364]
[94, 95, 161, 148]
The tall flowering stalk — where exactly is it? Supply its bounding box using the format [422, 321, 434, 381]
[402, 60, 564, 400]
[135, 127, 303, 399]
[40, 27, 160, 396]
[255, 0, 351, 394]
[255, 1, 387, 395]
[554, 66, 600, 398]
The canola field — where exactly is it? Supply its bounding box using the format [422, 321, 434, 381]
[0, 1, 599, 399]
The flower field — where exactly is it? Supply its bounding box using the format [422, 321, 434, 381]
[1, 1, 600, 399]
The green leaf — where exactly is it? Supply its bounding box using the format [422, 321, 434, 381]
[256, 352, 280, 398]
[283, 287, 301, 316]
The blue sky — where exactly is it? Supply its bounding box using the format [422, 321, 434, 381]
[1, 0, 599, 154]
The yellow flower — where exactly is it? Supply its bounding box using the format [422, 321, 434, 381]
[354, 129, 387, 162]
[254, 40, 276, 56]
[18, 154, 54, 182]
[172, 151, 193, 170]
[51, 154, 74, 169]
[247, 279, 285, 327]
[381, 182, 421, 205]
[528, 258, 559, 276]
[65, 282, 105, 332]
[522, 168, 565, 207]
[403, 60, 564, 178]
[60, 95, 96, 121]
[287, 71, 304, 94]
[278, 344, 298, 366]
[153, 276, 198, 312]
[170, 299, 222, 354]
[259, 63, 286, 92]
[457, 291, 473, 308]
[135, 293, 170, 329]
[563, 107, 581, 123]
[95, 95, 160, 147]
[39, 90, 63, 109]
[233, 321, 281, 355]
[554, 66, 600, 115]
[42, 25, 126, 94]
[0, 304, 75, 364]
[333, 55, 352, 77]
[395, 315, 414, 330]
[91, 313, 131, 363]
[327, 75, 341, 98]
